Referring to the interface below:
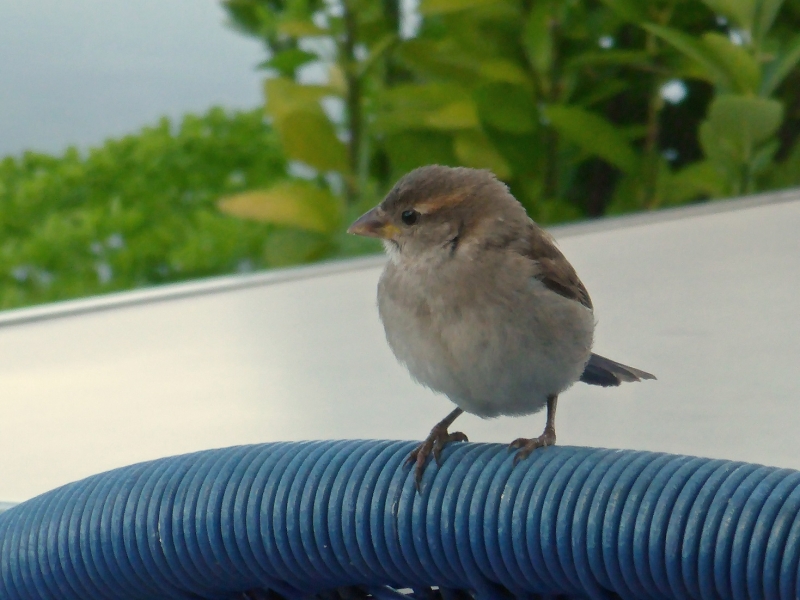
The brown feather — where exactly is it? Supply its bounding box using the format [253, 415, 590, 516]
[521, 224, 593, 310]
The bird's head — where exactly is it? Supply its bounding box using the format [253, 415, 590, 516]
[348, 165, 527, 261]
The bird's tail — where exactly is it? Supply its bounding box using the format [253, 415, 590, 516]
[579, 353, 656, 387]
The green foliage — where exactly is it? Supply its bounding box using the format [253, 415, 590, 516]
[0, 108, 299, 310]
[544, 105, 639, 173]
[221, 0, 800, 231]
[699, 95, 783, 194]
[219, 181, 343, 233]
[640, 0, 800, 195]
[6, 0, 800, 311]
[264, 78, 349, 172]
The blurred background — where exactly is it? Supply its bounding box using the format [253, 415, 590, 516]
[2, 0, 800, 310]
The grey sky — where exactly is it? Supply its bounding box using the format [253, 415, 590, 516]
[0, 0, 265, 157]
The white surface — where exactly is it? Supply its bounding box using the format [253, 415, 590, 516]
[0, 0, 264, 157]
[1, 194, 799, 501]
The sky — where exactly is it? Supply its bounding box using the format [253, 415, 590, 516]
[0, 0, 265, 157]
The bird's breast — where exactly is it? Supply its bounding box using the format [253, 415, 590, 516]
[377, 260, 594, 418]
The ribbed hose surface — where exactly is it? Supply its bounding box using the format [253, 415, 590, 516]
[2, 441, 800, 600]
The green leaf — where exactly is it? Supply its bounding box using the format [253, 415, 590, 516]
[544, 104, 639, 173]
[528, 196, 584, 224]
[263, 77, 348, 172]
[618, 124, 648, 140]
[565, 50, 653, 69]
[327, 64, 347, 95]
[707, 94, 783, 145]
[767, 133, 800, 188]
[698, 122, 728, 168]
[263, 229, 333, 267]
[575, 79, 630, 108]
[755, 0, 785, 43]
[642, 23, 734, 89]
[218, 181, 342, 233]
[379, 82, 468, 110]
[396, 40, 478, 83]
[276, 19, 327, 37]
[384, 131, 458, 180]
[701, 32, 760, 93]
[750, 138, 780, 172]
[273, 110, 349, 172]
[424, 101, 480, 130]
[420, 0, 503, 15]
[374, 83, 472, 133]
[700, 0, 755, 30]
[608, 157, 720, 212]
[668, 160, 726, 199]
[700, 94, 783, 165]
[761, 32, 800, 95]
[473, 83, 537, 133]
[265, 77, 339, 121]
[454, 131, 512, 179]
[523, 3, 553, 80]
[261, 48, 317, 76]
[477, 60, 530, 85]
[222, 0, 277, 36]
[356, 33, 399, 78]
[596, 0, 648, 22]
[484, 130, 544, 175]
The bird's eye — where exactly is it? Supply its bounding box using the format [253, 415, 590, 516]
[401, 209, 419, 226]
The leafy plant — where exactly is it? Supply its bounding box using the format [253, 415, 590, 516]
[221, 0, 800, 231]
[629, 0, 800, 196]
[219, 0, 407, 256]
[0, 108, 294, 310]
[5, 1, 800, 311]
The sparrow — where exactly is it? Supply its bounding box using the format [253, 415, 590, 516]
[348, 165, 655, 489]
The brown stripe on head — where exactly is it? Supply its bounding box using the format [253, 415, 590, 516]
[413, 190, 469, 215]
[382, 165, 503, 213]
[379, 165, 528, 247]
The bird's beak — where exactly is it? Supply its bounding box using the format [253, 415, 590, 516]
[347, 207, 400, 240]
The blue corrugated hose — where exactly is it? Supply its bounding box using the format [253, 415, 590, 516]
[2, 441, 800, 599]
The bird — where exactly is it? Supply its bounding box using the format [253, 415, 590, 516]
[347, 165, 655, 489]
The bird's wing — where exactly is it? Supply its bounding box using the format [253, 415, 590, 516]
[520, 224, 593, 310]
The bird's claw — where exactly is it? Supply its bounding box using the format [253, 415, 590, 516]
[433, 430, 468, 465]
[407, 426, 468, 491]
[509, 427, 556, 464]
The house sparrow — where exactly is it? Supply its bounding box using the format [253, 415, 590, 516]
[348, 165, 655, 488]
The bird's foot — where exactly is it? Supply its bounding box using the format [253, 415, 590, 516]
[509, 426, 556, 464]
[406, 425, 468, 491]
